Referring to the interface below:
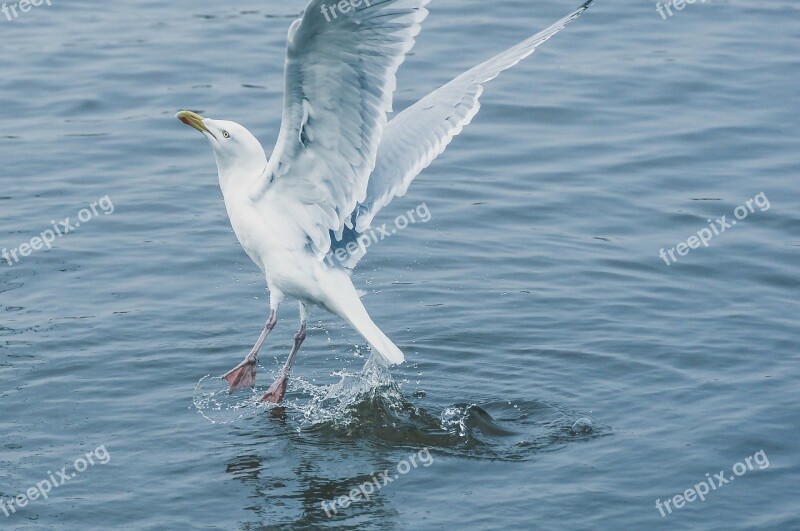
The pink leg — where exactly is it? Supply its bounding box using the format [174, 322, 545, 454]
[260, 324, 306, 404]
[223, 310, 277, 392]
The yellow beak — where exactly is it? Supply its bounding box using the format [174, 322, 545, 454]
[176, 110, 212, 135]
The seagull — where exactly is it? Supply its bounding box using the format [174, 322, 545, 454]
[177, 0, 593, 403]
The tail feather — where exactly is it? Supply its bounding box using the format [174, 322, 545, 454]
[366, 325, 405, 366]
[321, 270, 405, 365]
[342, 302, 405, 365]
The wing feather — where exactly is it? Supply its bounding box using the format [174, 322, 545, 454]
[253, 0, 430, 258]
[354, 0, 594, 232]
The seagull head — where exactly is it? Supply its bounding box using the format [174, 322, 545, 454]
[176, 111, 267, 183]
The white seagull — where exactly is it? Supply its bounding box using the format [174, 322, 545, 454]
[177, 0, 593, 403]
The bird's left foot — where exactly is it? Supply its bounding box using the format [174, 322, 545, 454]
[259, 322, 305, 404]
[223, 352, 258, 392]
[259, 373, 289, 404]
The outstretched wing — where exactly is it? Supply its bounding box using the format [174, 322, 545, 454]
[353, 0, 594, 232]
[251, 0, 430, 258]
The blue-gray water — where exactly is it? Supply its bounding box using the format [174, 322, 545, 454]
[2, 1, 798, 529]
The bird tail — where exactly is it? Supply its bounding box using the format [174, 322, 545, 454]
[322, 271, 405, 365]
[342, 300, 405, 366]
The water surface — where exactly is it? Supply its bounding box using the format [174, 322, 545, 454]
[1, 0, 798, 529]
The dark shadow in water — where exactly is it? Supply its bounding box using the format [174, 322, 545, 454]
[196, 357, 609, 460]
[196, 358, 610, 528]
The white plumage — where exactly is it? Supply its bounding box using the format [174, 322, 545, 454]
[177, 0, 593, 403]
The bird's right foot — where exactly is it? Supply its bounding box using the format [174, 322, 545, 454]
[222, 352, 258, 392]
[259, 372, 290, 404]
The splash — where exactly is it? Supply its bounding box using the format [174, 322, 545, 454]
[193, 356, 609, 459]
[292, 356, 405, 428]
[191, 356, 399, 426]
[192, 374, 265, 425]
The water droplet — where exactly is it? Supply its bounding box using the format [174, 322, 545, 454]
[570, 418, 593, 434]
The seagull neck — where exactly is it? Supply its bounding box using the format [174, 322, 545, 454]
[217, 171, 231, 193]
[218, 165, 267, 197]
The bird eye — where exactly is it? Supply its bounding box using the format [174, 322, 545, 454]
[222, 131, 231, 139]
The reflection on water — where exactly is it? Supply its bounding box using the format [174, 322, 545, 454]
[205, 356, 608, 527]
[195, 356, 608, 461]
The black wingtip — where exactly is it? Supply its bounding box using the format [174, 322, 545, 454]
[580, 0, 595, 10]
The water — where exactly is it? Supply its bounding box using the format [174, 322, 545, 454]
[1, 0, 798, 529]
